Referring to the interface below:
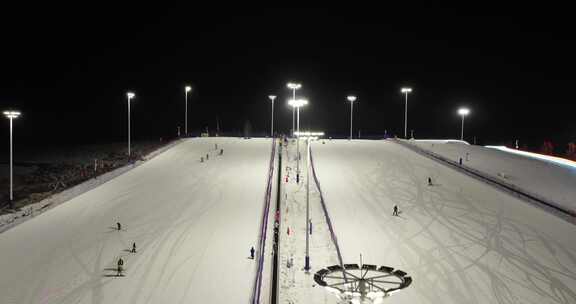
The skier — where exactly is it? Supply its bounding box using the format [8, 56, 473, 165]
[428, 177, 432, 186]
[220, 149, 223, 155]
[132, 242, 136, 253]
[117, 222, 121, 231]
[117, 257, 124, 276]
[250, 246, 255, 259]
[393, 205, 399, 216]
[459, 157, 463, 165]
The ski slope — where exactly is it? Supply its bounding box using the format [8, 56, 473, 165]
[311, 140, 576, 304]
[0, 138, 272, 304]
[410, 139, 576, 214]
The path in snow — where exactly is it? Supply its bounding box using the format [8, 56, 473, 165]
[278, 139, 340, 304]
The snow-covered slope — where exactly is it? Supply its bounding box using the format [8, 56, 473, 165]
[408, 139, 576, 215]
[311, 140, 576, 304]
[0, 137, 272, 304]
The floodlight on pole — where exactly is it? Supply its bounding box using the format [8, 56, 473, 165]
[268, 95, 277, 137]
[401, 87, 412, 139]
[347, 95, 357, 140]
[287, 82, 302, 137]
[458, 107, 470, 141]
[4, 110, 21, 208]
[185, 86, 192, 136]
[126, 92, 135, 156]
[289, 98, 308, 183]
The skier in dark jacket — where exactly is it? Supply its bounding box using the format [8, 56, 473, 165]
[117, 258, 124, 276]
[117, 222, 122, 231]
[250, 246, 255, 259]
[393, 205, 399, 216]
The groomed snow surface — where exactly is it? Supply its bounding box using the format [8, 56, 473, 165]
[0, 138, 272, 304]
[410, 140, 576, 215]
[1, 138, 576, 304]
[309, 140, 576, 304]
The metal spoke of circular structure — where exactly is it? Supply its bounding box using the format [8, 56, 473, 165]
[314, 263, 412, 303]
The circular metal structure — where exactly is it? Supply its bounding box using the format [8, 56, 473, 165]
[314, 263, 412, 303]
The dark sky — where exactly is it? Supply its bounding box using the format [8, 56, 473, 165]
[1, 6, 575, 150]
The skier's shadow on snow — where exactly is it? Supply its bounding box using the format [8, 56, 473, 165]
[103, 268, 128, 277]
[393, 213, 408, 220]
[105, 227, 127, 233]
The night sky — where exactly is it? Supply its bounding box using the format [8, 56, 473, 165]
[1, 6, 575, 151]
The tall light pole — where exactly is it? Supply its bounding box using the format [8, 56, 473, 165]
[289, 98, 308, 183]
[185, 86, 192, 136]
[305, 136, 311, 271]
[458, 107, 470, 141]
[268, 95, 276, 137]
[401, 87, 412, 138]
[296, 131, 324, 272]
[287, 82, 301, 137]
[347, 95, 357, 140]
[126, 92, 135, 156]
[4, 110, 21, 209]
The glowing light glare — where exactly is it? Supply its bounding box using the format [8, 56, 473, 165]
[3, 111, 21, 119]
[486, 146, 576, 169]
[288, 98, 308, 107]
[268, 95, 277, 101]
[185, 86, 192, 92]
[294, 131, 324, 137]
[387, 289, 403, 295]
[401, 87, 412, 93]
[347, 95, 357, 102]
[287, 82, 302, 90]
[127, 92, 135, 99]
[458, 108, 470, 116]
